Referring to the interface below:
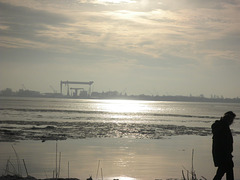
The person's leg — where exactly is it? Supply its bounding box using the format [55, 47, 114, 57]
[226, 159, 234, 180]
[226, 167, 234, 180]
[213, 166, 226, 180]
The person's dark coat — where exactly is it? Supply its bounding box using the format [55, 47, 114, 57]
[212, 119, 233, 167]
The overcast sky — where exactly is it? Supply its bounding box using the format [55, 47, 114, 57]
[0, 0, 240, 98]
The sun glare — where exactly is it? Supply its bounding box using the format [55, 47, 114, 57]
[101, 100, 145, 113]
[111, 177, 137, 180]
[98, 0, 136, 4]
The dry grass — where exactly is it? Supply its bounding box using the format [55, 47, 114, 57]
[182, 149, 207, 180]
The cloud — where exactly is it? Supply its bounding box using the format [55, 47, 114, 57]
[0, 2, 69, 25]
[1, 0, 239, 66]
[0, 0, 240, 97]
[0, 1, 71, 50]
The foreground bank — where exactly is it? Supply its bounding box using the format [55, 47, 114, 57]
[1, 136, 240, 180]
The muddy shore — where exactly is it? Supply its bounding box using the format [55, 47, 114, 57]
[0, 120, 223, 142]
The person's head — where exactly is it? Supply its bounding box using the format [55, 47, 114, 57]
[222, 111, 236, 125]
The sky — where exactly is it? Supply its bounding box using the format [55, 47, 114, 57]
[0, 0, 240, 98]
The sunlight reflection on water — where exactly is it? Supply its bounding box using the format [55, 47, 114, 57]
[98, 100, 150, 113]
[110, 176, 137, 180]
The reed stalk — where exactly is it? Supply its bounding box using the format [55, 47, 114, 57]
[58, 152, 61, 178]
[182, 149, 199, 180]
[101, 168, 103, 180]
[68, 161, 70, 179]
[12, 145, 22, 176]
[182, 170, 186, 180]
[7, 158, 17, 175]
[191, 149, 194, 180]
[22, 159, 29, 177]
[5, 157, 10, 175]
[56, 141, 58, 179]
[96, 160, 100, 180]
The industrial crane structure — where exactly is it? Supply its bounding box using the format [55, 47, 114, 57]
[60, 81, 94, 96]
[70, 88, 84, 97]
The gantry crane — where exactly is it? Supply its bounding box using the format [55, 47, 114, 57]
[60, 81, 94, 96]
[70, 88, 84, 96]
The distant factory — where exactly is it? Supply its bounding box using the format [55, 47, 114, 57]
[60, 80, 94, 98]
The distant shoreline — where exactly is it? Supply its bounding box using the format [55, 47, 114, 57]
[0, 94, 240, 103]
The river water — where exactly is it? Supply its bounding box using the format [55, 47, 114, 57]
[0, 97, 240, 180]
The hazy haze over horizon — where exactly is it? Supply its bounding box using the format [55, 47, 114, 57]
[0, 0, 240, 98]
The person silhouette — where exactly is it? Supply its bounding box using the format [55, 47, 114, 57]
[212, 111, 236, 180]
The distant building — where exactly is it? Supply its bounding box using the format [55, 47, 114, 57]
[91, 91, 101, 98]
[79, 90, 88, 98]
[17, 89, 41, 97]
[0, 88, 14, 96]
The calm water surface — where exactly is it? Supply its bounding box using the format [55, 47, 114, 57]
[1, 97, 239, 127]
